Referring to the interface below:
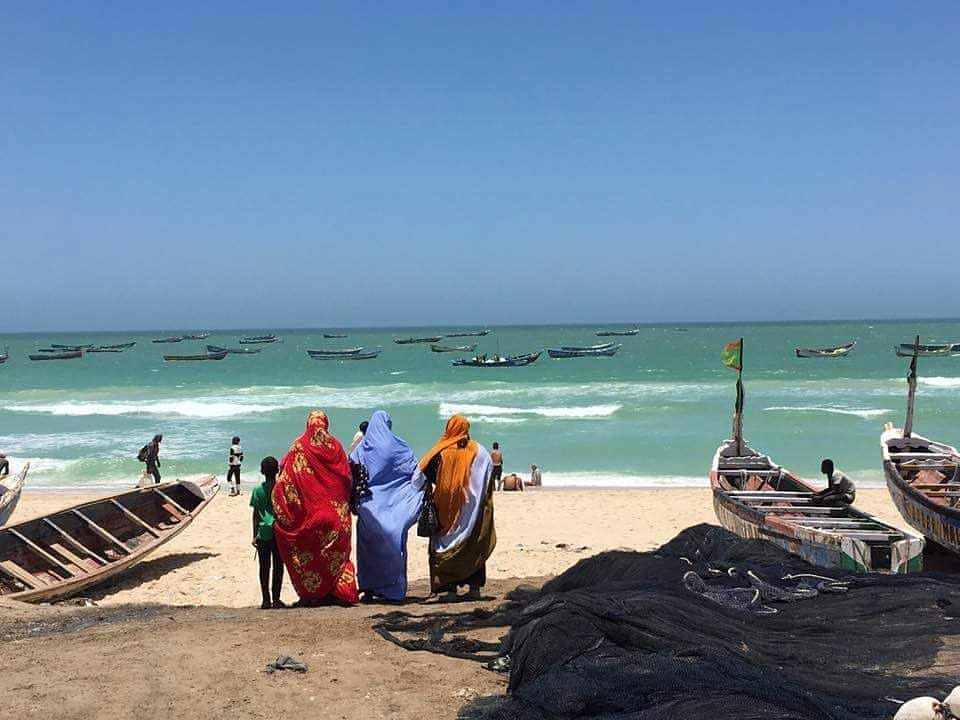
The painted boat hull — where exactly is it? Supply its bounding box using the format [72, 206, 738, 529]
[0, 464, 28, 526]
[163, 351, 228, 361]
[29, 351, 82, 361]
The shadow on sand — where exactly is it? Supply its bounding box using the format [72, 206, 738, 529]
[84, 552, 219, 600]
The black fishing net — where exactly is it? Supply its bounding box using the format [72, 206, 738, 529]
[374, 524, 960, 719]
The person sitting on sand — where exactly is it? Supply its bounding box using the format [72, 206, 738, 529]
[0, 451, 9, 478]
[251, 456, 285, 609]
[529, 464, 542, 487]
[272, 411, 359, 606]
[491, 442, 503, 490]
[349, 420, 369, 454]
[420, 415, 496, 602]
[812, 458, 856, 506]
[501, 473, 524, 492]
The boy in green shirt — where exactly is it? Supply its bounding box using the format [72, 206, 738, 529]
[251, 456, 285, 609]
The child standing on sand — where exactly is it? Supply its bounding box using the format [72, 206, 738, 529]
[251, 456, 285, 609]
[227, 436, 243, 496]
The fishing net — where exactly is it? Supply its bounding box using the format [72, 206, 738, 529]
[374, 524, 960, 719]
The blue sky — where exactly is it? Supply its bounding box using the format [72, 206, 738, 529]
[2, 3, 958, 331]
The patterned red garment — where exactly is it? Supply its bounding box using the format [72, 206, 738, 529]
[272, 411, 359, 605]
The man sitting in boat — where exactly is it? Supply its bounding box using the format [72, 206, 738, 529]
[812, 458, 856, 506]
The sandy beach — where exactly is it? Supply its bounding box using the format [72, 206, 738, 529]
[0, 486, 918, 719]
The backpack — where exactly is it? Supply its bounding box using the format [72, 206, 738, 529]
[137, 444, 150, 462]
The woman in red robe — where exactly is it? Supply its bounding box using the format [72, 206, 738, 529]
[272, 410, 359, 606]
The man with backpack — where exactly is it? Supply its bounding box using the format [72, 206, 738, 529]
[138, 434, 163, 484]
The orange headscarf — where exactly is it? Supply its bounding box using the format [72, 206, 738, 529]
[419, 415, 479, 534]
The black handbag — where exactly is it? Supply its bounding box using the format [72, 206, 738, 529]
[349, 461, 372, 514]
[417, 482, 439, 537]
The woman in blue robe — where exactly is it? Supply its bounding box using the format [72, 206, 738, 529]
[349, 410, 425, 601]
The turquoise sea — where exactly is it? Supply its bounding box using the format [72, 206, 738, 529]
[1, 321, 959, 491]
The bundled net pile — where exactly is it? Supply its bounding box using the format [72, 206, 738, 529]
[374, 525, 960, 719]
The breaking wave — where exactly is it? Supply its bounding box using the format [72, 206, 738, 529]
[762, 405, 892, 419]
[438, 402, 622, 420]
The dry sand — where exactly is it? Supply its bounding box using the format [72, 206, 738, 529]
[0, 487, 917, 719]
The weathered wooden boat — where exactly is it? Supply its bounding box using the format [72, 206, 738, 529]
[206, 344, 262, 355]
[711, 337, 923, 572]
[547, 344, 621, 358]
[445, 329, 491, 338]
[0, 475, 219, 602]
[239, 335, 279, 344]
[595, 328, 640, 337]
[163, 350, 228, 361]
[98, 342, 137, 350]
[86, 348, 124, 353]
[152, 336, 184, 344]
[881, 337, 960, 555]
[29, 350, 82, 361]
[560, 342, 617, 351]
[394, 336, 444, 344]
[430, 343, 478, 353]
[795, 341, 856, 358]
[0, 464, 28, 526]
[0, 352, 8, 365]
[310, 349, 381, 360]
[895, 342, 959, 356]
[51, 343, 94, 350]
[453, 352, 541, 367]
[306, 346, 364, 356]
[323, 333, 348, 339]
[183, 333, 210, 340]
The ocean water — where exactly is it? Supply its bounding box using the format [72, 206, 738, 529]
[1, 321, 959, 490]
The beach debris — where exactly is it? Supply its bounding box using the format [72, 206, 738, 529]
[265, 654, 309, 674]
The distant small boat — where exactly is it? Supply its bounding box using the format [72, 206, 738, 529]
[306, 346, 365, 356]
[206, 345, 262, 355]
[323, 333, 348, 339]
[163, 351, 228, 361]
[894, 345, 953, 357]
[0, 352, 7, 365]
[453, 352, 540, 367]
[445, 330, 491, 338]
[795, 341, 856, 358]
[310, 349, 381, 361]
[29, 351, 82, 361]
[548, 344, 621, 359]
[239, 335, 279, 344]
[395, 336, 444, 345]
[595, 328, 640, 337]
[182, 333, 210, 340]
[97, 342, 136, 350]
[50, 343, 94, 350]
[430, 343, 477, 353]
[152, 337, 184, 344]
[560, 342, 616, 351]
[86, 348, 124, 353]
[0, 463, 28, 526]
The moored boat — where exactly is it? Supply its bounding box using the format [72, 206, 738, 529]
[394, 336, 444, 344]
[0, 476, 219, 602]
[0, 463, 28, 526]
[430, 343, 478, 353]
[547, 344, 621, 358]
[206, 345, 262, 355]
[163, 350, 228, 361]
[309, 349, 381, 360]
[0, 352, 7, 365]
[453, 352, 540, 367]
[895, 342, 958, 357]
[795, 341, 856, 358]
[595, 327, 640, 337]
[444, 329, 491, 337]
[323, 333, 348, 339]
[152, 336, 184, 344]
[882, 337, 960, 555]
[51, 344, 94, 350]
[306, 346, 364, 356]
[29, 351, 82, 361]
[239, 335, 279, 344]
[86, 348, 124, 353]
[98, 342, 137, 350]
[182, 333, 210, 340]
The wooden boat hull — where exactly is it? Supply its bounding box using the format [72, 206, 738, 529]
[711, 441, 923, 573]
[795, 341, 856, 358]
[445, 330, 491, 337]
[306, 347, 364, 356]
[430, 344, 477, 353]
[98, 342, 136, 350]
[239, 337, 278, 344]
[0, 464, 28, 527]
[183, 334, 210, 340]
[164, 351, 228, 361]
[548, 345, 621, 358]
[394, 337, 443, 344]
[881, 428, 960, 555]
[0, 353, 7, 365]
[207, 345, 262, 354]
[0, 476, 219, 602]
[310, 350, 380, 360]
[595, 329, 639, 336]
[29, 351, 82, 361]
[323, 334, 348, 339]
[152, 337, 184, 343]
[453, 352, 541, 367]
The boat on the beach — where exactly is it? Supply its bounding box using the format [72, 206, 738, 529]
[444, 329, 491, 338]
[0, 475, 219, 603]
[309, 349, 381, 360]
[182, 333, 210, 340]
[0, 463, 28, 526]
[152, 336, 184, 344]
[795, 341, 856, 358]
[163, 350, 228, 361]
[306, 346, 365, 356]
[29, 351, 83, 361]
[881, 337, 960, 556]
[547, 344, 621, 358]
[394, 336, 444, 345]
[430, 343, 478, 353]
[595, 328, 640, 337]
[323, 333, 348, 339]
[239, 335, 279, 344]
[711, 338, 923, 572]
[206, 345, 262, 355]
[453, 352, 541, 367]
[895, 342, 960, 356]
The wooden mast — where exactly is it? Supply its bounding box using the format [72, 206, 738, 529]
[733, 337, 745, 455]
[903, 335, 920, 438]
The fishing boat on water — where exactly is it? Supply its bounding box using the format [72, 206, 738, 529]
[323, 333, 348, 339]
[152, 336, 184, 344]
[309, 349, 381, 361]
[51, 344, 94, 350]
[0, 463, 28, 526]
[430, 343, 478, 353]
[453, 352, 540, 368]
[595, 327, 640, 337]
[895, 342, 960, 356]
[86, 348, 124, 353]
[29, 351, 82, 361]
[882, 337, 960, 556]
[163, 350, 228, 361]
[206, 345, 262, 355]
[795, 341, 856, 358]
[306, 346, 364, 356]
[239, 335, 279, 344]
[0, 352, 8, 365]
[182, 333, 210, 340]
[445, 329, 491, 338]
[548, 344, 621, 359]
[0, 476, 218, 602]
[96, 342, 136, 350]
[711, 338, 923, 573]
[394, 336, 444, 345]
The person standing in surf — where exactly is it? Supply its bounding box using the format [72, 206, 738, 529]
[227, 435, 243, 496]
[138, 434, 163, 484]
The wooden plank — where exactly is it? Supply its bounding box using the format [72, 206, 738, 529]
[756, 507, 847, 515]
[47, 542, 93, 570]
[0, 559, 43, 589]
[7, 529, 76, 576]
[727, 491, 810, 497]
[70, 509, 132, 553]
[795, 518, 887, 526]
[42, 518, 108, 565]
[719, 469, 780, 475]
[912, 483, 960, 489]
[110, 500, 161, 538]
[152, 489, 189, 517]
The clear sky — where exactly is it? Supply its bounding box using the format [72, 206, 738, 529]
[2, 3, 958, 331]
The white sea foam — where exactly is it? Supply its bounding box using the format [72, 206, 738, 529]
[541, 472, 706, 488]
[438, 402, 622, 420]
[919, 377, 960, 388]
[762, 405, 891, 419]
[6, 399, 277, 419]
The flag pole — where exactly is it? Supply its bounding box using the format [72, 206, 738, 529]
[904, 334, 919, 439]
[734, 337, 744, 455]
